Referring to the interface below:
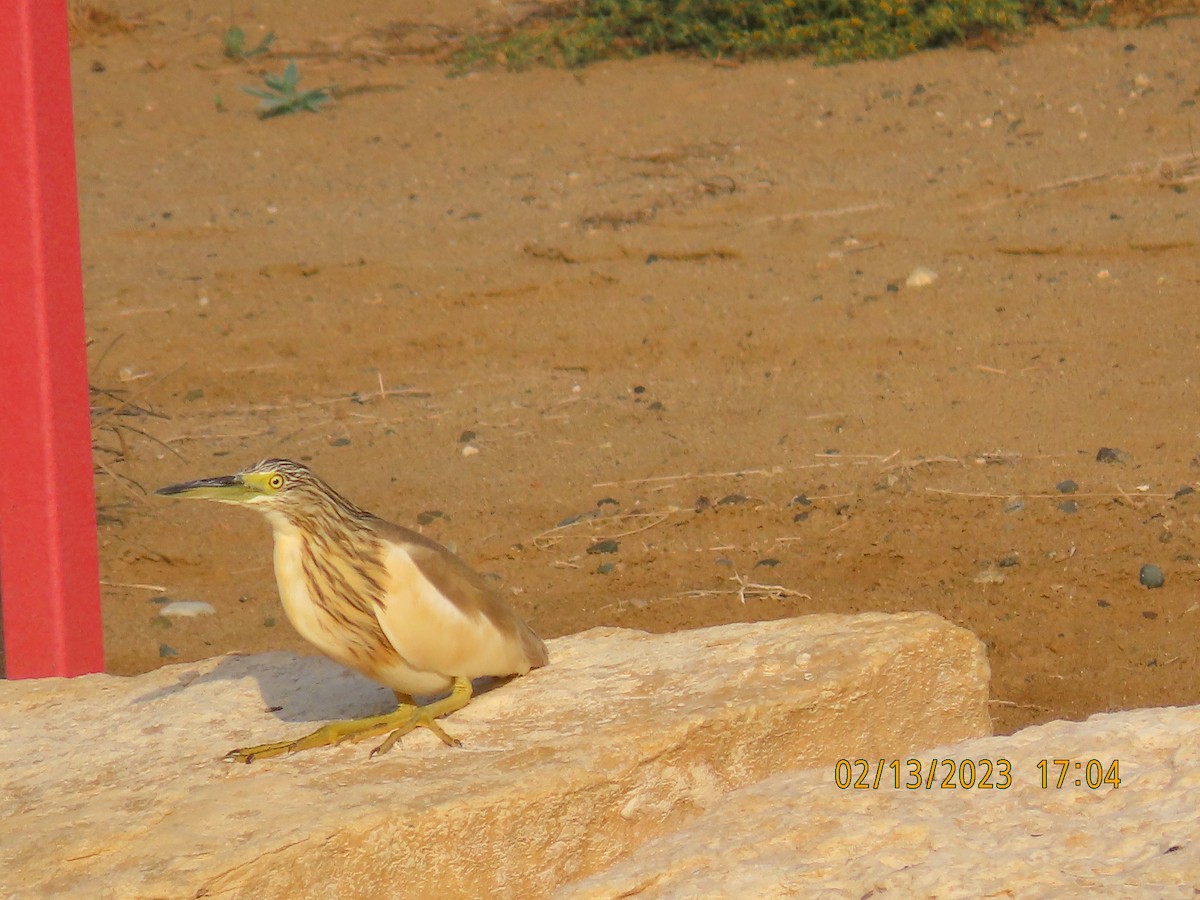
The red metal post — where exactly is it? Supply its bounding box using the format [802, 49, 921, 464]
[0, 1, 105, 677]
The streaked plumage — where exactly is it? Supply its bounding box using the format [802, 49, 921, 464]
[156, 458, 548, 761]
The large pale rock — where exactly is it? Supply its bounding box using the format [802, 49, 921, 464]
[562, 706, 1200, 898]
[0, 613, 988, 899]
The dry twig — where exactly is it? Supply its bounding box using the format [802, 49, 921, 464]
[530, 508, 681, 550]
[673, 571, 811, 605]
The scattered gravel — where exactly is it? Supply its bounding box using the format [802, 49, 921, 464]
[1096, 447, 1130, 464]
[905, 266, 938, 287]
[1138, 564, 1165, 588]
[159, 600, 216, 618]
[974, 569, 1006, 585]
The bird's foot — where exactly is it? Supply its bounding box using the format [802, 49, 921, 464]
[368, 676, 473, 757]
[224, 676, 474, 763]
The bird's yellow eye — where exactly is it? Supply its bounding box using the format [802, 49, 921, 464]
[268, 474, 285, 490]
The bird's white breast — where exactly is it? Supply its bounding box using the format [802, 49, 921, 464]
[270, 524, 356, 669]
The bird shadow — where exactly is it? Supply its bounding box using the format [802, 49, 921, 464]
[134, 653, 396, 723]
[133, 652, 515, 724]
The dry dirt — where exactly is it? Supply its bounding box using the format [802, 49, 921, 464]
[73, 1, 1199, 734]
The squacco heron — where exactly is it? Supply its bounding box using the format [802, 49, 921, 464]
[156, 458, 548, 762]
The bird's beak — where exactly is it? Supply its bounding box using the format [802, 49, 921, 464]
[155, 473, 258, 504]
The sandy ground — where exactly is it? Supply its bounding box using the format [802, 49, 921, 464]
[69, 1, 1200, 734]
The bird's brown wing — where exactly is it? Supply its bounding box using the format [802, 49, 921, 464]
[368, 517, 549, 671]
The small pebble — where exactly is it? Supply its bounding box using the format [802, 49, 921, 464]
[417, 510, 447, 525]
[793, 511, 810, 523]
[1003, 498, 1024, 514]
[1173, 486, 1194, 499]
[158, 643, 178, 658]
[1142, 610, 1159, 620]
[715, 557, 733, 567]
[974, 569, 1006, 584]
[329, 437, 351, 447]
[263, 616, 276, 627]
[597, 562, 617, 575]
[1057, 500, 1079, 515]
[1096, 447, 1130, 464]
[586, 539, 620, 555]
[716, 493, 749, 507]
[997, 554, 1020, 568]
[905, 266, 939, 288]
[159, 600, 216, 618]
[1056, 479, 1079, 494]
[596, 497, 619, 508]
[458, 430, 476, 443]
[461, 445, 480, 457]
[1096, 599, 1110, 608]
[1139, 564, 1165, 588]
[755, 558, 781, 568]
[790, 494, 813, 507]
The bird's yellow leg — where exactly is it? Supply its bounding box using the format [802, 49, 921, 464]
[224, 677, 473, 763]
[369, 676, 473, 757]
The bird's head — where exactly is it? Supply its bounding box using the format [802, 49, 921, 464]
[156, 458, 322, 511]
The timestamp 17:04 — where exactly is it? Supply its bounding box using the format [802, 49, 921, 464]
[1038, 758, 1121, 789]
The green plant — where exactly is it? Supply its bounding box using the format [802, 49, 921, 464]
[242, 61, 334, 118]
[451, 0, 1098, 71]
[223, 24, 275, 60]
